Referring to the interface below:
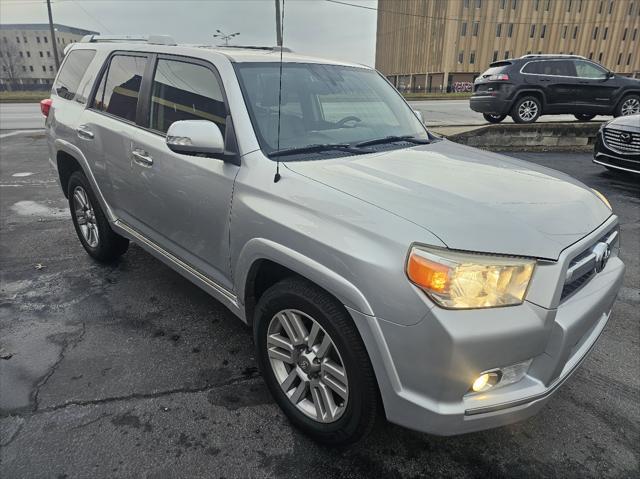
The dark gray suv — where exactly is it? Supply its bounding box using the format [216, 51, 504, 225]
[470, 54, 640, 124]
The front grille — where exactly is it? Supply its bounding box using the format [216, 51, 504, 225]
[560, 228, 618, 302]
[602, 128, 640, 155]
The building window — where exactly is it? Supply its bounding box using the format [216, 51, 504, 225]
[634, 28, 638, 41]
[470, 51, 476, 64]
[39, 51, 43, 57]
[623, 28, 628, 40]
[26, 51, 31, 58]
[617, 53, 623, 65]
[500, 0, 506, 8]
[608, 0, 613, 13]
[629, 1, 634, 15]
[512, 0, 517, 9]
[47, 51, 51, 57]
[504, 51, 510, 59]
[2, 36, 7, 43]
[458, 51, 464, 63]
[589, 52, 593, 59]
[19, 51, 23, 58]
[534, 0, 539, 10]
[42, 65, 47, 72]
[545, 0, 551, 10]
[508, 24, 514, 37]
[603, 27, 608, 39]
[496, 23, 502, 37]
[567, 0, 572, 12]
[541, 25, 547, 38]
[43, 36, 48, 43]
[598, 52, 603, 62]
[593, 26, 598, 39]
[29, 65, 34, 72]
[464, 0, 469, 7]
[578, 0, 583, 12]
[493, 50, 498, 62]
[36, 36, 41, 43]
[473, 21, 479, 36]
[461, 22, 467, 36]
[22, 65, 26, 72]
[562, 25, 568, 38]
[598, 1, 603, 13]
[23, 36, 27, 43]
[530, 24, 536, 38]
[16, 36, 20, 43]
[476, 0, 482, 7]
[628, 53, 632, 65]
[573, 26, 579, 38]
[49, 65, 54, 71]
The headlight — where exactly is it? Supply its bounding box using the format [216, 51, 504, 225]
[591, 188, 612, 210]
[406, 246, 536, 309]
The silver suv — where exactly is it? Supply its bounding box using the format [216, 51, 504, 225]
[44, 36, 625, 445]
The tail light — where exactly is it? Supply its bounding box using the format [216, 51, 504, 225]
[488, 73, 510, 81]
[40, 98, 52, 117]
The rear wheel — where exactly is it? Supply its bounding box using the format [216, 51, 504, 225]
[483, 113, 507, 124]
[511, 96, 541, 124]
[254, 277, 378, 445]
[574, 114, 596, 121]
[68, 171, 129, 262]
[615, 94, 640, 117]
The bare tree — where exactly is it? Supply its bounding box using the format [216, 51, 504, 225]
[0, 41, 25, 91]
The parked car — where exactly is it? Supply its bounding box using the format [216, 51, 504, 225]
[43, 37, 625, 445]
[593, 114, 640, 174]
[470, 54, 640, 124]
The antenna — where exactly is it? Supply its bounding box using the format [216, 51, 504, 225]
[274, 0, 285, 183]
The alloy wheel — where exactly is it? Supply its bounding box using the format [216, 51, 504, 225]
[266, 309, 348, 423]
[621, 98, 640, 116]
[73, 186, 100, 248]
[518, 100, 538, 122]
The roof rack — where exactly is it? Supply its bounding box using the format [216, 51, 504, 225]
[520, 54, 586, 59]
[216, 45, 292, 52]
[79, 34, 177, 46]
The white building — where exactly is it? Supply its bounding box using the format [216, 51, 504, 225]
[0, 23, 98, 88]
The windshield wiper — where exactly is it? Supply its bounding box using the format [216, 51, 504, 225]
[269, 143, 371, 158]
[354, 135, 431, 148]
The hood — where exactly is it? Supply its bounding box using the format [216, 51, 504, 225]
[607, 114, 640, 130]
[285, 140, 612, 260]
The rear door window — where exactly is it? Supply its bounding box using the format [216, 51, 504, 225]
[53, 49, 96, 102]
[536, 60, 576, 76]
[92, 54, 147, 123]
[148, 58, 227, 135]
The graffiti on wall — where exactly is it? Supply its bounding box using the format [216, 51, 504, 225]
[452, 81, 473, 93]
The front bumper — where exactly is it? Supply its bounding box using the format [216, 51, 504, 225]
[469, 95, 511, 115]
[349, 218, 625, 435]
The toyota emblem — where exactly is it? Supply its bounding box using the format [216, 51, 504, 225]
[592, 242, 611, 273]
[619, 132, 633, 144]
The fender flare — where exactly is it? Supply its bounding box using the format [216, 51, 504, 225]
[55, 138, 117, 223]
[512, 88, 547, 108]
[235, 238, 375, 318]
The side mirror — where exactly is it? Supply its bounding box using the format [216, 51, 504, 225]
[606, 71, 614, 79]
[413, 110, 424, 123]
[166, 120, 224, 157]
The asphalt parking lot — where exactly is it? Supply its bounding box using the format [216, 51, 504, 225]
[1, 132, 639, 478]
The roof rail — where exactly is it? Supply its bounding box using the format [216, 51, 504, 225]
[79, 34, 177, 46]
[216, 45, 292, 52]
[520, 53, 586, 59]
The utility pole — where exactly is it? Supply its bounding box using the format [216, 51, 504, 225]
[46, 0, 60, 70]
[275, 0, 282, 47]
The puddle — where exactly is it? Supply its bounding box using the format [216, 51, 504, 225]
[10, 200, 69, 217]
[11, 172, 35, 177]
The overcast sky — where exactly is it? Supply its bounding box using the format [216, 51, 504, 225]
[0, 0, 379, 65]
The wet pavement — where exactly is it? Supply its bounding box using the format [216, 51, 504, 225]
[1, 132, 638, 478]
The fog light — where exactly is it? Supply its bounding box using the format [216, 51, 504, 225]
[471, 371, 500, 392]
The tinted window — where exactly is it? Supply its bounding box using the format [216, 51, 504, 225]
[53, 49, 96, 101]
[574, 60, 607, 79]
[92, 55, 147, 122]
[524, 60, 575, 76]
[149, 59, 226, 135]
[480, 62, 512, 77]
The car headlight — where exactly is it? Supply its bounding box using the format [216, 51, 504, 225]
[591, 188, 612, 210]
[406, 246, 536, 309]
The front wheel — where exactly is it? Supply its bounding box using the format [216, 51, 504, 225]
[483, 113, 507, 124]
[574, 114, 596, 121]
[254, 277, 379, 445]
[615, 94, 640, 117]
[511, 96, 541, 123]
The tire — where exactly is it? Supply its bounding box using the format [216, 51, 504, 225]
[574, 114, 596, 121]
[67, 170, 129, 262]
[254, 277, 378, 446]
[483, 113, 507, 124]
[614, 94, 640, 117]
[511, 96, 541, 123]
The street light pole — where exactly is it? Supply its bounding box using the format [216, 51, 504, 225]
[46, 0, 60, 70]
[212, 29, 240, 46]
[275, 0, 282, 47]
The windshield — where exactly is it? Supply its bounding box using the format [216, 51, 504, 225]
[234, 62, 428, 158]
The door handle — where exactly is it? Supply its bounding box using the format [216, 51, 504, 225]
[76, 125, 94, 140]
[131, 149, 153, 167]
[539, 78, 551, 82]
